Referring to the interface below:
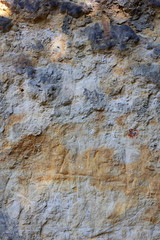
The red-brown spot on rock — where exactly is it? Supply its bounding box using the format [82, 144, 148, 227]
[127, 129, 138, 138]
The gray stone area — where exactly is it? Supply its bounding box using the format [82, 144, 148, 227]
[0, 0, 160, 239]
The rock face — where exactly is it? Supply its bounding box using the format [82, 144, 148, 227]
[0, 16, 12, 32]
[0, 0, 160, 239]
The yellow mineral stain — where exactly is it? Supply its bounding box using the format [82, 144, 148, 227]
[148, 118, 158, 125]
[3, 113, 26, 141]
[116, 113, 129, 126]
[7, 113, 25, 127]
[50, 32, 68, 61]
[2, 124, 160, 221]
[0, 2, 11, 17]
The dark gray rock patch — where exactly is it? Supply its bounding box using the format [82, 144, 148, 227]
[0, 16, 12, 32]
[27, 64, 62, 104]
[83, 88, 105, 112]
[11, 0, 91, 21]
[60, 2, 85, 18]
[152, 46, 160, 58]
[133, 63, 160, 88]
[86, 23, 139, 51]
[62, 15, 73, 34]
[110, 24, 139, 50]
[149, 0, 160, 7]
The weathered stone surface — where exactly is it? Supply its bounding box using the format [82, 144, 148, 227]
[62, 15, 73, 34]
[133, 63, 160, 87]
[149, 0, 160, 7]
[86, 22, 139, 51]
[0, 1, 160, 240]
[110, 24, 139, 49]
[153, 46, 160, 58]
[12, 0, 60, 12]
[0, 16, 12, 32]
[5, 0, 91, 22]
[60, 1, 90, 18]
[11, 0, 60, 21]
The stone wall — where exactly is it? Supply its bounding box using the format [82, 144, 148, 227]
[0, 0, 160, 239]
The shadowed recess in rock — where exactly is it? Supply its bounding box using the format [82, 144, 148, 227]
[0, 16, 12, 32]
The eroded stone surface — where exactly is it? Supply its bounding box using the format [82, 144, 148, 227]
[0, 0, 160, 240]
[0, 16, 12, 32]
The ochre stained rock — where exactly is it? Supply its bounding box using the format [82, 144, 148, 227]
[0, 1, 160, 240]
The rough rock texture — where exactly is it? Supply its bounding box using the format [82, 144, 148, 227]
[0, 0, 160, 239]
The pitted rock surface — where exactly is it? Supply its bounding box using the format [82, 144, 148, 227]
[0, 0, 160, 240]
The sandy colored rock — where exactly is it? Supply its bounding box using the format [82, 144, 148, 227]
[0, 1, 160, 240]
